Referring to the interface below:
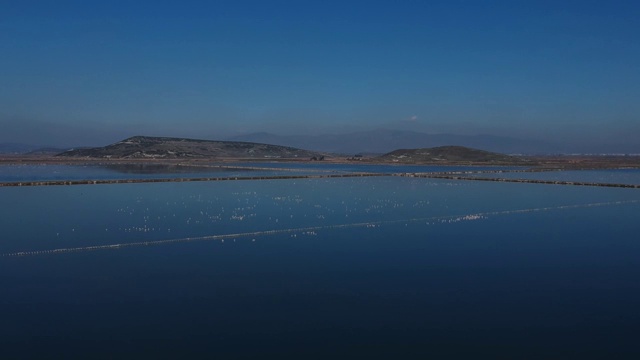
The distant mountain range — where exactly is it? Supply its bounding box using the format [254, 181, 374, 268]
[0, 143, 70, 155]
[57, 136, 325, 159]
[227, 129, 558, 155]
[0, 143, 40, 154]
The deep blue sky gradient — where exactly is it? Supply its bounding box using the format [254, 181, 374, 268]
[1, 1, 639, 148]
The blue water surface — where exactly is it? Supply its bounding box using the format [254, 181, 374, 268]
[229, 161, 525, 174]
[1, 171, 640, 359]
[469, 168, 640, 185]
[0, 163, 317, 182]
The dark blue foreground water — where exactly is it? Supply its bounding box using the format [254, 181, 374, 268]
[1, 174, 640, 359]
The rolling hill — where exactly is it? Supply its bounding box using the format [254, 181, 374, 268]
[57, 136, 326, 160]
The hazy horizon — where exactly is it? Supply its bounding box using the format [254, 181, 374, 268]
[2, 1, 639, 151]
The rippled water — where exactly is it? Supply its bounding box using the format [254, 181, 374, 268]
[1, 167, 639, 358]
[469, 168, 640, 185]
[228, 161, 525, 174]
[0, 163, 526, 182]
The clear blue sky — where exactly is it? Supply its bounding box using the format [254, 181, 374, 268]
[1, 0, 639, 149]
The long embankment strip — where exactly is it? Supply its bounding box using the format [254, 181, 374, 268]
[0, 173, 384, 187]
[399, 173, 640, 189]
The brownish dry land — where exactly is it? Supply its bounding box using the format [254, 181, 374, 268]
[1, 154, 639, 170]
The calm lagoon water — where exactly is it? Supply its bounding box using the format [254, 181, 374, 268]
[470, 168, 640, 185]
[1, 169, 640, 358]
[0, 163, 316, 182]
[0, 163, 526, 183]
[228, 161, 525, 174]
